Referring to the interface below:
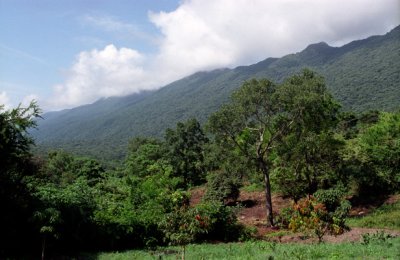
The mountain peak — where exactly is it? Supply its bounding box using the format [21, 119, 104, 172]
[306, 41, 330, 49]
[302, 41, 332, 53]
[298, 41, 335, 65]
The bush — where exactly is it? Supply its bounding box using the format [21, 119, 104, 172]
[288, 196, 349, 242]
[160, 201, 247, 246]
[274, 207, 295, 229]
[314, 186, 351, 234]
[362, 231, 395, 245]
[203, 170, 241, 204]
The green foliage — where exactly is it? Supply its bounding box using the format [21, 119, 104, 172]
[160, 201, 245, 246]
[313, 185, 348, 212]
[272, 70, 343, 201]
[203, 170, 242, 204]
[125, 137, 166, 177]
[29, 176, 95, 241]
[209, 69, 341, 226]
[0, 101, 41, 255]
[361, 231, 395, 245]
[4, 61, 400, 257]
[273, 132, 344, 201]
[33, 26, 400, 161]
[274, 207, 295, 229]
[0, 101, 41, 165]
[344, 112, 400, 195]
[287, 196, 349, 242]
[96, 237, 400, 260]
[165, 118, 209, 186]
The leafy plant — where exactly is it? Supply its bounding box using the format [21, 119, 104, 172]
[203, 170, 241, 204]
[362, 231, 395, 245]
[288, 196, 349, 242]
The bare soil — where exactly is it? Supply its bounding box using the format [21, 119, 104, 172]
[189, 187, 400, 243]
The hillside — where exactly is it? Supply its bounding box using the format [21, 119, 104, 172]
[32, 26, 400, 161]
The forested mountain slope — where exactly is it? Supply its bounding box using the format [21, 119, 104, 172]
[33, 26, 400, 161]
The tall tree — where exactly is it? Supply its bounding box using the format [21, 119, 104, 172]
[165, 119, 208, 186]
[208, 70, 339, 226]
[273, 131, 343, 202]
[0, 101, 41, 255]
[347, 111, 400, 194]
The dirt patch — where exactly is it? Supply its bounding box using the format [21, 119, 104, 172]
[349, 194, 400, 217]
[237, 191, 291, 237]
[189, 187, 206, 206]
[190, 188, 400, 244]
[265, 228, 400, 244]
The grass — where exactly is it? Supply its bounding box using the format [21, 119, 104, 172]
[240, 183, 264, 193]
[347, 200, 400, 230]
[96, 238, 400, 259]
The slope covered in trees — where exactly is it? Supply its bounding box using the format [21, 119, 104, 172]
[2, 71, 399, 258]
[32, 26, 400, 161]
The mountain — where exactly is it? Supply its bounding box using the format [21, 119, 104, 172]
[32, 26, 400, 162]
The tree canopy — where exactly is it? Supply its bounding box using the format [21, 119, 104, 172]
[208, 69, 340, 226]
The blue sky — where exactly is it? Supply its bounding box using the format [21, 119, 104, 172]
[0, 0, 399, 111]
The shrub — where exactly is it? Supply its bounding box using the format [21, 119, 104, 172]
[203, 170, 241, 204]
[274, 207, 295, 229]
[313, 185, 347, 212]
[288, 196, 349, 242]
[362, 231, 395, 245]
[160, 201, 247, 246]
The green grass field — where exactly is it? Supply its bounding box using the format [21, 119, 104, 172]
[347, 200, 400, 230]
[95, 237, 400, 260]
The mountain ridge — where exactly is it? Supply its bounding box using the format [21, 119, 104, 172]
[32, 25, 400, 161]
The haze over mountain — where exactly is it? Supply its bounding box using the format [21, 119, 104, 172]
[32, 26, 400, 161]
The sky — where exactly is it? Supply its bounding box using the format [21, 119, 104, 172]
[0, 0, 399, 111]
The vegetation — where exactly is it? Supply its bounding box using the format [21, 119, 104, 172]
[1, 69, 400, 258]
[347, 199, 400, 230]
[208, 70, 339, 226]
[95, 238, 400, 260]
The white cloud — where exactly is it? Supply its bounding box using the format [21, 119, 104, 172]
[22, 94, 40, 107]
[0, 91, 12, 110]
[0, 91, 41, 110]
[49, 44, 152, 109]
[150, 0, 399, 68]
[49, 0, 399, 110]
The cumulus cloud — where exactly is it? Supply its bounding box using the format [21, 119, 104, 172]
[22, 94, 40, 107]
[49, 45, 152, 109]
[0, 90, 40, 110]
[150, 0, 399, 68]
[49, 0, 399, 110]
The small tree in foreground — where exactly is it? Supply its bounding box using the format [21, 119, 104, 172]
[287, 195, 350, 242]
[208, 70, 339, 226]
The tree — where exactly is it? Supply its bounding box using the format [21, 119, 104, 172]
[273, 131, 344, 202]
[165, 119, 209, 186]
[125, 137, 167, 177]
[208, 70, 339, 226]
[347, 111, 400, 194]
[0, 101, 41, 255]
[0, 101, 41, 176]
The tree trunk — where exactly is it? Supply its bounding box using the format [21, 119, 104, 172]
[181, 245, 186, 260]
[259, 159, 274, 226]
[264, 172, 274, 226]
[41, 236, 46, 260]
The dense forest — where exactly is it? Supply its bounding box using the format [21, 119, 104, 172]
[1, 70, 399, 259]
[32, 26, 400, 162]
